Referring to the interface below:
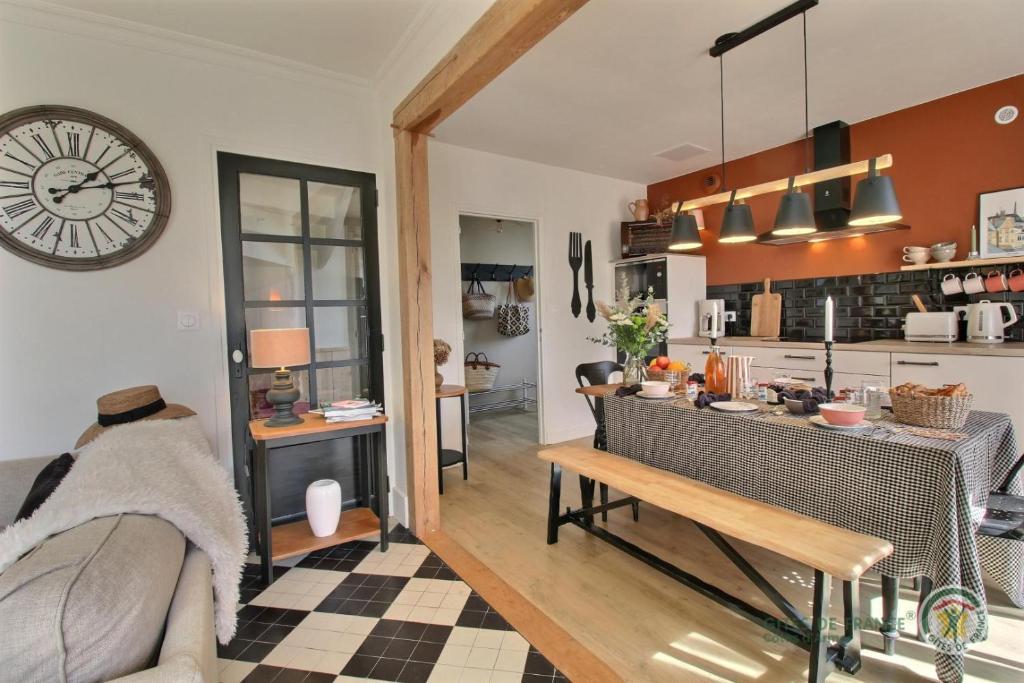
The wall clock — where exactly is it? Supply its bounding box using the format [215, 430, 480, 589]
[0, 105, 171, 270]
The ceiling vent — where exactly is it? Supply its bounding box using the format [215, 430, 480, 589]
[655, 142, 711, 163]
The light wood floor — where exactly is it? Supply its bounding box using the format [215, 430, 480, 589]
[440, 409, 1024, 683]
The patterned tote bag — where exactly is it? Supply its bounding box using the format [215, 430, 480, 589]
[496, 280, 530, 337]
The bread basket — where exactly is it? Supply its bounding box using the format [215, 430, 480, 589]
[889, 390, 973, 429]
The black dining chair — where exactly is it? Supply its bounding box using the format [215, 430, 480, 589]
[575, 361, 639, 523]
[979, 452, 1024, 541]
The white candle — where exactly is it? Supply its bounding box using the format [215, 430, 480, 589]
[824, 296, 834, 342]
[711, 301, 718, 336]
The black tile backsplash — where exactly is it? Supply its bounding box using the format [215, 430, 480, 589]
[708, 261, 1024, 343]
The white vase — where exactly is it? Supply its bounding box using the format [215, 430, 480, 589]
[306, 479, 341, 537]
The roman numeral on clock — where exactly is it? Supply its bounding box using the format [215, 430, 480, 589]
[69, 224, 80, 249]
[115, 191, 144, 201]
[66, 132, 81, 158]
[3, 197, 37, 219]
[0, 180, 30, 190]
[31, 215, 55, 239]
[31, 134, 55, 160]
[3, 151, 35, 170]
[110, 206, 138, 226]
[107, 168, 134, 181]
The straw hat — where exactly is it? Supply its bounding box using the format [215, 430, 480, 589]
[514, 275, 535, 302]
[76, 385, 195, 448]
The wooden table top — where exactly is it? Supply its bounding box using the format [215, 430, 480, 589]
[437, 384, 467, 398]
[249, 412, 387, 442]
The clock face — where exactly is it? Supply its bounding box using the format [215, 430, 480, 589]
[0, 106, 170, 270]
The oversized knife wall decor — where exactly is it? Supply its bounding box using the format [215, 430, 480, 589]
[584, 240, 595, 322]
[568, 231, 582, 318]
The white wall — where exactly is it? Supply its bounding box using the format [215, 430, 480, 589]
[0, 4, 380, 471]
[458, 216, 538, 411]
[430, 143, 645, 447]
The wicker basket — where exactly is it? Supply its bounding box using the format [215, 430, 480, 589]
[463, 279, 496, 320]
[646, 369, 688, 392]
[464, 352, 500, 393]
[889, 390, 974, 429]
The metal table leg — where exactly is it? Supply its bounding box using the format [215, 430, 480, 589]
[254, 441, 273, 585]
[881, 574, 900, 655]
[547, 463, 562, 544]
[374, 429, 389, 552]
[460, 393, 468, 481]
[435, 398, 444, 495]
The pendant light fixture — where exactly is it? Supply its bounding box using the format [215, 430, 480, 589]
[716, 54, 756, 244]
[772, 12, 817, 237]
[668, 210, 701, 250]
[849, 156, 902, 226]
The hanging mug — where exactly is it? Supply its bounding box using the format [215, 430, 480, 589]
[985, 270, 1008, 293]
[1009, 268, 1024, 293]
[962, 271, 985, 295]
[940, 273, 963, 296]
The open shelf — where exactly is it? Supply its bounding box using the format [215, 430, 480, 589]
[901, 255, 1024, 271]
[271, 506, 380, 561]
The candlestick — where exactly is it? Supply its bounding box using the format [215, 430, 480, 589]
[824, 341, 834, 400]
[824, 296, 834, 343]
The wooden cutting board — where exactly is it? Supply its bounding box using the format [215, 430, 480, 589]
[750, 278, 782, 338]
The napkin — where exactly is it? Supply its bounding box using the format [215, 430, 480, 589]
[615, 384, 642, 397]
[778, 388, 828, 414]
[695, 391, 731, 408]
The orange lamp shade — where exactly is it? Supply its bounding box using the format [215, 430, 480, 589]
[250, 328, 311, 369]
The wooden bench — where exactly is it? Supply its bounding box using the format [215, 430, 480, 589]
[540, 444, 894, 683]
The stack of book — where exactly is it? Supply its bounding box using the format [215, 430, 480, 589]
[317, 399, 382, 423]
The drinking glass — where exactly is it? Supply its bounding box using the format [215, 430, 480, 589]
[861, 380, 884, 419]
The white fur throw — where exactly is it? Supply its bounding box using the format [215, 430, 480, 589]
[0, 417, 247, 644]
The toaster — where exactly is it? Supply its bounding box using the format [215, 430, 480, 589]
[903, 312, 958, 342]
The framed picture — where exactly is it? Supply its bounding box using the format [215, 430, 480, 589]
[979, 187, 1024, 259]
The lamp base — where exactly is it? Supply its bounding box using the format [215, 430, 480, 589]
[265, 369, 303, 427]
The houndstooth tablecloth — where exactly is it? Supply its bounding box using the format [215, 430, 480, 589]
[604, 395, 1022, 683]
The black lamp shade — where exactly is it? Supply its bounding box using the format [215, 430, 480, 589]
[772, 189, 817, 236]
[849, 174, 902, 226]
[719, 198, 756, 243]
[669, 213, 702, 251]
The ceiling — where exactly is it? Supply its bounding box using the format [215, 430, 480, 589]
[434, 0, 1024, 183]
[40, 0, 435, 82]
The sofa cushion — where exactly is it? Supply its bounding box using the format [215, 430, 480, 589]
[0, 514, 185, 682]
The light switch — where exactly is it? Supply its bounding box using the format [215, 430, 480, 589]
[177, 311, 200, 331]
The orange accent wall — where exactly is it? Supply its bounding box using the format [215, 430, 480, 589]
[647, 75, 1024, 286]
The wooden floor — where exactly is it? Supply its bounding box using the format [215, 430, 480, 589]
[440, 409, 1024, 683]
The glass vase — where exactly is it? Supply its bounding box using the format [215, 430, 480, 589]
[622, 353, 648, 384]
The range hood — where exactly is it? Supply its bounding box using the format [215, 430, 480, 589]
[758, 121, 908, 245]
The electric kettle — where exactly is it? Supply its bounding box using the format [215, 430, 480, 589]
[963, 300, 1018, 343]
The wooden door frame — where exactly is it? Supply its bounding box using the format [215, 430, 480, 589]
[392, 0, 589, 536]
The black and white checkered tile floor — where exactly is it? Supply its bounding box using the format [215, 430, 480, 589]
[219, 525, 569, 683]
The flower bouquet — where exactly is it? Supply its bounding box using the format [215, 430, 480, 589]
[589, 275, 670, 383]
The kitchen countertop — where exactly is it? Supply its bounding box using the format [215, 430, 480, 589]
[668, 336, 1024, 358]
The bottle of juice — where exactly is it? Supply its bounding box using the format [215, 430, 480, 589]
[704, 345, 728, 394]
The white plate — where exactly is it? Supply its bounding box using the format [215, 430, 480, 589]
[808, 415, 873, 431]
[709, 401, 760, 412]
[637, 391, 676, 400]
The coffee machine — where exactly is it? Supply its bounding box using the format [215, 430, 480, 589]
[698, 299, 726, 338]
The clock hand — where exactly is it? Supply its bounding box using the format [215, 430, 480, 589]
[48, 171, 101, 196]
[51, 180, 142, 203]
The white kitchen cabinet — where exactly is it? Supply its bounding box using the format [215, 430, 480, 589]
[891, 353, 1024, 435]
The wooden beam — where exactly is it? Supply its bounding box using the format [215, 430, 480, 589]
[394, 129, 440, 535]
[393, 0, 590, 134]
[392, 0, 591, 536]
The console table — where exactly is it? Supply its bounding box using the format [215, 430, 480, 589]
[249, 413, 389, 584]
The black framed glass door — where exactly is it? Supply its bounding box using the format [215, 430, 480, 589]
[218, 152, 383, 532]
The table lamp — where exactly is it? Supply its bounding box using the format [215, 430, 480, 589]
[250, 327, 311, 427]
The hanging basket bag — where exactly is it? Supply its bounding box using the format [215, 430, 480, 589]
[463, 278, 496, 320]
[496, 280, 530, 337]
[464, 352, 500, 393]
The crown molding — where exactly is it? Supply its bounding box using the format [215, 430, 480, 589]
[0, 0, 375, 93]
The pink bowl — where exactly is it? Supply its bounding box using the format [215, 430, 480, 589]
[818, 403, 866, 426]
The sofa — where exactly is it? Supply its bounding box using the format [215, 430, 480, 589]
[0, 456, 218, 683]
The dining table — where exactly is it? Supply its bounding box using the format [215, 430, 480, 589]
[586, 387, 1021, 683]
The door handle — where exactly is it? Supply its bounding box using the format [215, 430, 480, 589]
[784, 354, 817, 360]
[896, 360, 939, 366]
[231, 349, 244, 378]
